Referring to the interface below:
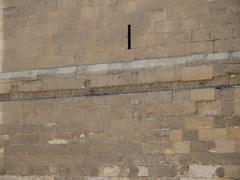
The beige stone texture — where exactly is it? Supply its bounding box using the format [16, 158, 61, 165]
[191, 88, 216, 101]
[0, 83, 11, 94]
[0, 0, 240, 179]
[182, 66, 213, 81]
[234, 99, 240, 116]
[234, 86, 240, 98]
[214, 141, 235, 153]
[173, 141, 190, 154]
[0, 0, 239, 72]
[170, 130, 183, 141]
[137, 166, 148, 177]
[188, 164, 220, 178]
[199, 128, 228, 141]
[185, 116, 215, 130]
[228, 128, 240, 140]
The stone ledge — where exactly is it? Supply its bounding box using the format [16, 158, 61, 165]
[0, 76, 239, 102]
[0, 51, 239, 98]
[0, 51, 239, 81]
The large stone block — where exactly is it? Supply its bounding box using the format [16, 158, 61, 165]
[214, 38, 240, 53]
[185, 116, 215, 130]
[214, 141, 235, 153]
[188, 164, 220, 178]
[197, 100, 234, 116]
[228, 128, 240, 140]
[141, 142, 172, 154]
[155, 20, 180, 33]
[234, 86, 240, 98]
[170, 130, 183, 141]
[199, 128, 228, 141]
[234, 99, 240, 115]
[143, 101, 196, 118]
[173, 141, 190, 153]
[182, 65, 213, 81]
[0, 83, 11, 94]
[191, 88, 216, 101]
[99, 166, 121, 177]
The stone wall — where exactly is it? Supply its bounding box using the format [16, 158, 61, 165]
[0, 0, 239, 180]
[0, 0, 239, 71]
[0, 51, 239, 179]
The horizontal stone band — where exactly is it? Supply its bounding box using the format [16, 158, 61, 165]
[0, 51, 239, 81]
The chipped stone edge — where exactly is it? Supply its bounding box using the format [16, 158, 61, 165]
[0, 51, 239, 80]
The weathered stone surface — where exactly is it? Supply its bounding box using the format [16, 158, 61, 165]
[173, 141, 191, 154]
[182, 66, 213, 81]
[136, 166, 148, 177]
[170, 130, 183, 141]
[0, 0, 240, 179]
[214, 141, 235, 153]
[0, 0, 239, 72]
[228, 128, 240, 140]
[185, 116, 215, 130]
[199, 128, 228, 141]
[188, 164, 220, 178]
[99, 166, 121, 177]
[191, 88, 216, 101]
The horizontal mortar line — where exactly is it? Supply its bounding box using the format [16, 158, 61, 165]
[1, 75, 240, 102]
[0, 51, 240, 80]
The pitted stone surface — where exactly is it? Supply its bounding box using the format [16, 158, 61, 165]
[0, 0, 239, 179]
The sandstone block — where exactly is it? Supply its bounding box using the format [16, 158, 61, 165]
[213, 64, 240, 77]
[138, 66, 182, 83]
[48, 139, 68, 145]
[188, 164, 220, 178]
[18, 80, 42, 92]
[191, 88, 216, 101]
[235, 86, 240, 98]
[137, 166, 148, 177]
[170, 130, 183, 141]
[234, 99, 240, 115]
[197, 100, 222, 115]
[228, 128, 240, 140]
[181, 3, 208, 18]
[173, 90, 190, 101]
[155, 20, 180, 33]
[141, 142, 171, 154]
[197, 100, 234, 116]
[224, 165, 240, 180]
[214, 38, 240, 53]
[0, 147, 4, 154]
[144, 101, 196, 118]
[215, 141, 235, 153]
[183, 130, 198, 141]
[199, 128, 228, 141]
[185, 116, 215, 129]
[221, 100, 234, 116]
[80, 7, 101, 19]
[36, 23, 58, 36]
[180, 16, 200, 30]
[100, 166, 121, 177]
[0, 83, 11, 94]
[173, 141, 190, 153]
[123, 1, 136, 14]
[182, 65, 213, 81]
[148, 165, 177, 177]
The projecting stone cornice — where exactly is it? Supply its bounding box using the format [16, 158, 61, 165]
[0, 51, 239, 101]
[0, 51, 239, 81]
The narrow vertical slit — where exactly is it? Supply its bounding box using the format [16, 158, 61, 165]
[128, 24, 131, 50]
